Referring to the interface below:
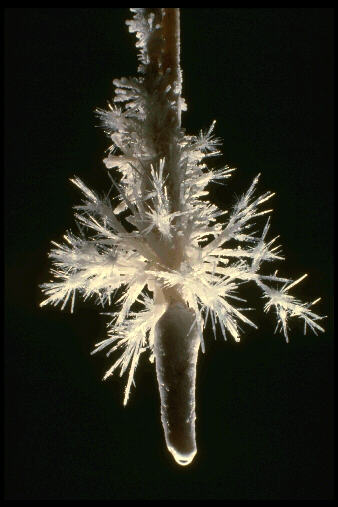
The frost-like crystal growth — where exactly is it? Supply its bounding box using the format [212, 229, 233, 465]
[40, 8, 325, 466]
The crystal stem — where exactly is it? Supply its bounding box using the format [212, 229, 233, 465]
[154, 302, 200, 466]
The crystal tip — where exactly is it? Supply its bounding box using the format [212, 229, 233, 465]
[168, 446, 197, 467]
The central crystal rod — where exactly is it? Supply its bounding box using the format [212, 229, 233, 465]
[154, 302, 200, 466]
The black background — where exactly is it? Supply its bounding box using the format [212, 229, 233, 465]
[5, 8, 334, 500]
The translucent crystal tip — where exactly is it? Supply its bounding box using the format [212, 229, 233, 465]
[168, 445, 197, 466]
